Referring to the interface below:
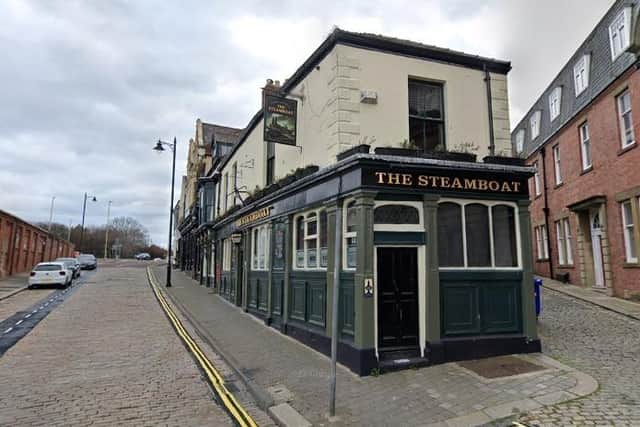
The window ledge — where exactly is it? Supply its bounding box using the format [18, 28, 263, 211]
[557, 264, 575, 269]
[618, 142, 637, 156]
[623, 262, 640, 268]
[554, 182, 564, 189]
[534, 193, 543, 200]
[536, 258, 550, 262]
[579, 166, 593, 176]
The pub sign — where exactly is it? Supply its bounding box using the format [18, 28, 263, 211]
[263, 94, 297, 146]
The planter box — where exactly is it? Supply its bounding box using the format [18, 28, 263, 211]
[337, 144, 370, 161]
[421, 151, 477, 162]
[483, 156, 526, 166]
[374, 147, 419, 157]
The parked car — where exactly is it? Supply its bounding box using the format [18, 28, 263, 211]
[55, 257, 81, 279]
[78, 254, 98, 270]
[28, 262, 72, 289]
[134, 252, 151, 260]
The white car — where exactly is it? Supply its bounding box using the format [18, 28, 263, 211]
[28, 262, 73, 289]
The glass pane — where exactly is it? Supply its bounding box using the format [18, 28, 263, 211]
[374, 205, 420, 224]
[320, 247, 328, 268]
[307, 239, 317, 268]
[346, 202, 357, 233]
[296, 250, 305, 268]
[409, 117, 425, 149]
[492, 205, 517, 267]
[346, 237, 357, 268]
[307, 214, 317, 236]
[296, 217, 304, 251]
[465, 204, 491, 267]
[273, 224, 285, 270]
[319, 211, 328, 247]
[409, 80, 443, 119]
[438, 203, 463, 267]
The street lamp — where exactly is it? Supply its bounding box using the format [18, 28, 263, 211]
[80, 192, 97, 253]
[154, 137, 177, 288]
[47, 196, 56, 231]
[104, 200, 112, 259]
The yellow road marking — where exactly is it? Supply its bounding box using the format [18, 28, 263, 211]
[146, 267, 258, 427]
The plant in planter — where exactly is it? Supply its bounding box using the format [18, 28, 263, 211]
[421, 142, 477, 162]
[483, 148, 527, 166]
[374, 139, 419, 157]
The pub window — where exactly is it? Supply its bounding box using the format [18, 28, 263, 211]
[293, 209, 328, 270]
[272, 222, 286, 271]
[251, 225, 270, 271]
[344, 201, 358, 270]
[408, 80, 445, 152]
[437, 201, 519, 268]
[374, 205, 420, 224]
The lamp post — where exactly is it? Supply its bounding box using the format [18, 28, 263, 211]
[153, 137, 177, 288]
[80, 192, 97, 253]
[104, 200, 112, 259]
[47, 196, 56, 231]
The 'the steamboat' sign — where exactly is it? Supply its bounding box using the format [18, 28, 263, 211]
[365, 169, 529, 195]
[235, 207, 272, 227]
[263, 94, 297, 146]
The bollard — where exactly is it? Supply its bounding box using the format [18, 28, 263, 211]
[534, 278, 543, 317]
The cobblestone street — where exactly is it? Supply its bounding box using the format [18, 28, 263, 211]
[518, 288, 640, 426]
[0, 263, 239, 426]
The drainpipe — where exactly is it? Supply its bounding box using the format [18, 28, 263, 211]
[539, 147, 554, 278]
[483, 64, 496, 156]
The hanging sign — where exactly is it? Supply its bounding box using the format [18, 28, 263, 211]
[263, 94, 297, 146]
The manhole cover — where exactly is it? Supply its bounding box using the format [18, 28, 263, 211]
[457, 356, 545, 379]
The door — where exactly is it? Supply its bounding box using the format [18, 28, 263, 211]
[590, 211, 605, 288]
[377, 247, 419, 349]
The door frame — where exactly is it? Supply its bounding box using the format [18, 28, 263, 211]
[373, 244, 426, 359]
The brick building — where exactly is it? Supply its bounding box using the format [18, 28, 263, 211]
[0, 209, 75, 279]
[512, 0, 640, 299]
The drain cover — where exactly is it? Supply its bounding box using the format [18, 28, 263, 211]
[457, 356, 545, 379]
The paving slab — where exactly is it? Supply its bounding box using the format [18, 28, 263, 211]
[158, 267, 597, 427]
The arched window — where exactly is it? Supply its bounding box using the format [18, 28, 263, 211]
[374, 205, 420, 224]
[344, 201, 357, 269]
[438, 201, 519, 268]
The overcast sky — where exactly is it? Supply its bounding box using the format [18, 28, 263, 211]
[0, 0, 614, 247]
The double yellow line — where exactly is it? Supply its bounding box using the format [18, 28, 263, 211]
[146, 267, 257, 427]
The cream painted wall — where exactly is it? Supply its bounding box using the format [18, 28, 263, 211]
[215, 43, 512, 216]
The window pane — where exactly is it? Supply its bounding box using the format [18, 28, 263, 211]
[408, 81, 443, 119]
[438, 203, 463, 267]
[307, 238, 317, 268]
[296, 217, 304, 250]
[319, 211, 328, 247]
[307, 213, 317, 236]
[374, 205, 420, 224]
[465, 204, 491, 267]
[273, 223, 285, 270]
[346, 237, 357, 268]
[346, 202, 357, 233]
[409, 117, 425, 149]
[492, 205, 517, 267]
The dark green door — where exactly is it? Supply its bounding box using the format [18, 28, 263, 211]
[377, 247, 419, 349]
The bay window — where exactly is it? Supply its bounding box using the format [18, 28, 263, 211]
[437, 201, 519, 268]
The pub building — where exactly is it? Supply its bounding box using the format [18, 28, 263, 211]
[180, 28, 540, 375]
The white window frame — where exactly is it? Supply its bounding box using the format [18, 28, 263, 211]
[549, 87, 562, 121]
[343, 200, 358, 271]
[563, 218, 573, 265]
[373, 201, 424, 232]
[553, 144, 562, 185]
[530, 111, 541, 140]
[438, 198, 522, 271]
[251, 224, 270, 271]
[609, 8, 632, 60]
[579, 122, 592, 171]
[535, 224, 549, 260]
[293, 209, 328, 271]
[556, 220, 566, 265]
[222, 238, 232, 271]
[573, 54, 591, 96]
[617, 90, 635, 149]
[515, 129, 525, 154]
[533, 161, 541, 196]
[621, 200, 638, 263]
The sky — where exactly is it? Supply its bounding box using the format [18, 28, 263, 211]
[0, 0, 614, 247]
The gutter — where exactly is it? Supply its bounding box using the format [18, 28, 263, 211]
[484, 64, 496, 156]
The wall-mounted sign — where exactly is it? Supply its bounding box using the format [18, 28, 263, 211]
[364, 278, 374, 297]
[263, 94, 297, 146]
[235, 207, 272, 227]
[363, 168, 529, 196]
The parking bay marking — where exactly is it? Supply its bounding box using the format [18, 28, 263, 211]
[15, 320, 23, 326]
[3, 327, 13, 334]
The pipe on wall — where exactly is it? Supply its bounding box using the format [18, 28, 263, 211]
[539, 147, 554, 278]
[483, 64, 496, 156]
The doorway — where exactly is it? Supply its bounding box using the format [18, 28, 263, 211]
[376, 247, 419, 350]
[590, 210, 605, 288]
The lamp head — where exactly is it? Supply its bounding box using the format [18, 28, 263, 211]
[153, 141, 165, 152]
[91, 196, 97, 202]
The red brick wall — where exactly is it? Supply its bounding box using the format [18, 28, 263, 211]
[527, 67, 640, 298]
[0, 210, 75, 279]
